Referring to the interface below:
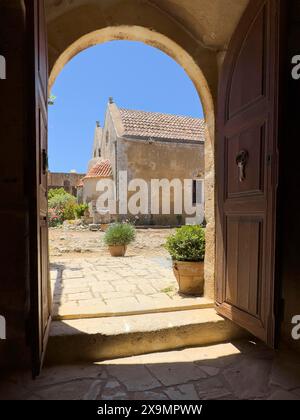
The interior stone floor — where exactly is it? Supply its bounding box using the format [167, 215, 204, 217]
[50, 256, 210, 319]
[1, 340, 300, 400]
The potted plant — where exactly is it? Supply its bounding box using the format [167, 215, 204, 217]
[104, 223, 136, 257]
[165, 225, 205, 296]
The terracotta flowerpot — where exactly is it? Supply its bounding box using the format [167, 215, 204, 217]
[108, 245, 127, 257]
[173, 261, 204, 296]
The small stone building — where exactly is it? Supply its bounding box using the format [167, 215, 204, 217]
[83, 100, 205, 226]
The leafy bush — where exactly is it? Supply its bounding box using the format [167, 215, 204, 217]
[165, 225, 205, 262]
[104, 223, 136, 246]
[48, 188, 66, 200]
[48, 190, 76, 210]
[48, 188, 77, 224]
[74, 203, 89, 219]
[62, 201, 77, 221]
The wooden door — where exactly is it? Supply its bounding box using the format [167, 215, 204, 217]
[216, 0, 280, 346]
[28, 0, 51, 377]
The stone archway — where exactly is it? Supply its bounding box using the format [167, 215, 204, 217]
[46, 0, 249, 300]
[48, 26, 216, 299]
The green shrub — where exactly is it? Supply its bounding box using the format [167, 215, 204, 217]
[74, 203, 89, 219]
[48, 191, 76, 210]
[104, 223, 136, 246]
[165, 225, 205, 262]
[48, 188, 66, 200]
[62, 201, 76, 221]
[48, 188, 77, 223]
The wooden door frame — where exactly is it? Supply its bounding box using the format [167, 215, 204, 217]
[26, 0, 52, 377]
[26, 0, 40, 376]
[25, 0, 288, 375]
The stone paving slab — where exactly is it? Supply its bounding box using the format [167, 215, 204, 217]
[2, 340, 300, 400]
[50, 256, 212, 319]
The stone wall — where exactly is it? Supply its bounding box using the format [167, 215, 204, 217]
[48, 172, 85, 196]
[117, 136, 204, 226]
[83, 177, 106, 204]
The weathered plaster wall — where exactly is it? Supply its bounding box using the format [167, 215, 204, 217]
[83, 177, 102, 203]
[46, 0, 249, 98]
[116, 137, 204, 226]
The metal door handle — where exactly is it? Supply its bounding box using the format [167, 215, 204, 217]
[236, 150, 249, 182]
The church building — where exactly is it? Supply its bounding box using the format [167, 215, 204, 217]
[81, 99, 205, 226]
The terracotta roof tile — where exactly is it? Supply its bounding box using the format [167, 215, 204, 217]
[84, 160, 112, 179]
[119, 109, 205, 142]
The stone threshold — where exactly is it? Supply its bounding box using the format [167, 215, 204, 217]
[53, 297, 214, 321]
[46, 308, 247, 365]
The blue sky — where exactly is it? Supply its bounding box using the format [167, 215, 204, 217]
[49, 41, 203, 173]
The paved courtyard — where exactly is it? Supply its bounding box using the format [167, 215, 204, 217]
[49, 228, 209, 319]
[1, 340, 300, 400]
[50, 256, 209, 319]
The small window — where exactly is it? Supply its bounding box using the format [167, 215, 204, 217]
[106, 132, 109, 145]
[192, 180, 203, 205]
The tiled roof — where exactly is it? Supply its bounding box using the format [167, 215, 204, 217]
[119, 109, 205, 142]
[84, 160, 112, 179]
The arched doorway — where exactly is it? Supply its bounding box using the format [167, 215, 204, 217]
[44, 0, 250, 309]
[29, 0, 281, 375]
[48, 26, 216, 301]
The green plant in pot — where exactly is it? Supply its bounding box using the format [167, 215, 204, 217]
[104, 223, 136, 257]
[165, 225, 205, 296]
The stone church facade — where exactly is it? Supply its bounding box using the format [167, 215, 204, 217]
[82, 100, 205, 226]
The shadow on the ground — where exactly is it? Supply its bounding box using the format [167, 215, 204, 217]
[1, 339, 300, 400]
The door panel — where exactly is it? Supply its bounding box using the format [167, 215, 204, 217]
[216, 0, 279, 346]
[229, 9, 266, 117]
[28, 0, 51, 377]
[225, 217, 262, 315]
